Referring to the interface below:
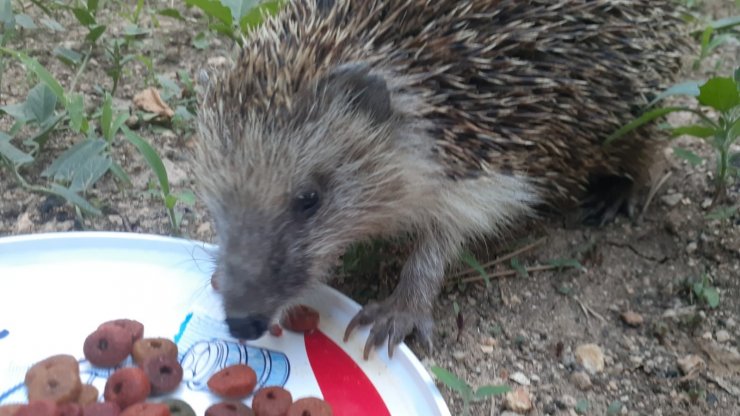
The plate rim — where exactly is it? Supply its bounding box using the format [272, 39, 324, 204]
[0, 231, 451, 416]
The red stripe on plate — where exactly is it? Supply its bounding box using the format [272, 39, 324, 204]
[304, 330, 391, 416]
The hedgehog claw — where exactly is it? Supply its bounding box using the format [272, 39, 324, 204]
[344, 299, 433, 360]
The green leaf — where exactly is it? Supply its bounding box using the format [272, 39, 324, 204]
[156, 74, 181, 101]
[26, 83, 58, 125]
[39, 18, 64, 31]
[510, 257, 528, 278]
[735, 68, 740, 86]
[0, 102, 33, 122]
[605, 107, 688, 145]
[430, 366, 470, 394]
[0, 0, 13, 28]
[48, 183, 101, 215]
[53, 47, 83, 66]
[0, 49, 66, 102]
[28, 113, 64, 147]
[85, 25, 106, 43]
[547, 258, 584, 270]
[101, 93, 113, 141]
[174, 189, 197, 205]
[66, 93, 87, 133]
[185, 0, 233, 26]
[239, 0, 283, 33]
[672, 147, 704, 167]
[702, 287, 720, 308]
[41, 139, 110, 192]
[670, 124, 715, 139]
[647, 81, 702, 108]
[14, 13, 36, 29]
[165, 193, 178, 210]
[460, 249, 490, 286]
[71, 7, 95, 26]
[700, 26, 714, 52]
[157, 8, 185, 21]
[698, 77, 740, 112]
[223, 0, 258, 23]
[87, 0, 99, 14]
[109, 161, 132, 187]
[122, 126, 171, 196]
[192, 32, 209, 49]
[473, 385, 511, 399]
[575, 399, 590, 414]
[0, 132, 33, 165]
[709, 15, 740, 31]
[607, 400, 623, 415]
[705, 205, 738, 221]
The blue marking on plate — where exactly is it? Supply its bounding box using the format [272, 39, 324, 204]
[0, 329, 8, 339]
[176, 312, 290, 392]
[0, 382, 24, 404]
[174, 312, 193, 345]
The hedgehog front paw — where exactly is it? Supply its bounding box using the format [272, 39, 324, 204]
[343, 298, 434, 360]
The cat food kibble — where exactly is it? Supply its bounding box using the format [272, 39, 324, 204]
[204, 402, 254, 416]
[142, 355, 183, 395]
[119, 402, 170, 416]
[132, 338, 178, 367]
[252, 386, 292, 416]
[83, 326, 132, 368]
[0, 404, 24, 416]
[103, 367, 151, 410]
[25, 355, 79, 385]
[82, 402, 121, 416]
[16, 400, 59, 416]
[58, 402, 82, 416]
[98, 320, 144, 345]
[25, 363, 82, 404]
[287, 398, 332, 416]
[268, 324, 282, 337]
[76, 385, 99, 407]
[159, 399, 196, 416]
[207, 364, 257, 399]
[280, 305, 319, 333]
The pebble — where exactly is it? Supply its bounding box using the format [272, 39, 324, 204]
[661, 193, 683, 207]
[14, 212, 33, 233]
[504, 387, 532, 413]
[715, 330, 731, 343]
[677, 355, 705, 375]
[500, 412, 520, 416]
[509, 372, 530, 386]
[701, 198, 712, 209]
[452, 351, 465, 361]
[686, 242, 698, 254]
[575, 344, 605, 374]
[559, 394, 577, 408]
[569, 371, 592, 390]
[621, 311, 644, 327]
[701, 331, 713, 340]
[480, 345, 494, 354]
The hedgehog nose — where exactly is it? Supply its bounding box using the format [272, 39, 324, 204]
[225, 315, 269, 340]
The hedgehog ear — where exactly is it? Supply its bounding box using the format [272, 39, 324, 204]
[321, 62, 393, 124]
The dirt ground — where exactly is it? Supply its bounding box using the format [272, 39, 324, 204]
[1, 1, 739, 415]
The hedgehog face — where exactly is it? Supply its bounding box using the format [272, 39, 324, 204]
[200, 62, 406, 340]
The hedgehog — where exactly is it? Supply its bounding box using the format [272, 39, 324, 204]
[194, 0, 691, 359]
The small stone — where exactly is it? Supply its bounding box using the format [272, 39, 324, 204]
[701, 198, 712, 209]
[452, 351, 466, 361]
[509, 371, 530, 386]
[575, 343, 605, 374]
[480, 345, 494, 354]
[504, 387, 532, 413]
[570, 371, 592, 390]
[661, 193, 683, 207]
[701, 331, 713, 340]
[677, 354, 705, 375]
[481, 336, 497, 347]
[14, 212, 33, 233]
[686, 242, 698, 254]
[715, 330, 731, 343]
[207, 56, 229, 67]
[621, 311, 644, 327]
[501, 412, 520, 416]
[608, 380, 618, 391]
[559, 394, 577, 408]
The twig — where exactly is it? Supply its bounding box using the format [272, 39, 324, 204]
[450, 236, 547, 280]
[446, 263, 562, 286]
[704, 372, 740, 398]
[638, 170, 672, 223]
[574, 296, 606, 323]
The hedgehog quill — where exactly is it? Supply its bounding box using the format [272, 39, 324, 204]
[194, 0, 691, 359]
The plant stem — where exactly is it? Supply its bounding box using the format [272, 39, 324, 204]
[69, 46, 93, 94]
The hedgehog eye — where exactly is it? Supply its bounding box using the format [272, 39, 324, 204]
[294, 190, 321, 218]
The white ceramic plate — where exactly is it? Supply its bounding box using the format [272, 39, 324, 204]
[0, 231, 450, 415]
